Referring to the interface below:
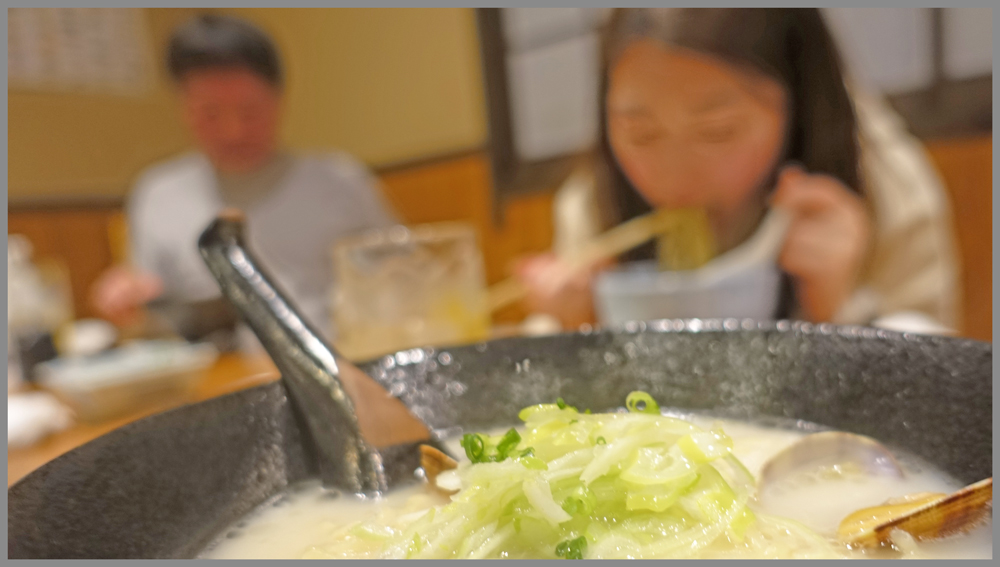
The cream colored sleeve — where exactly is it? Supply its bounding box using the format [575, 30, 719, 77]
[834, 90, 961, 332]
[552, 168, 604, 258]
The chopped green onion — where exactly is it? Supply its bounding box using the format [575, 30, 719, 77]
[460, 433, 486, 462]
[555, 536, 587, 559]
[561, 486, 596, 516]
[461, 429, 536, 464]
[496, 428, 522, 460]
[561, 497, 583, 515]
[626, 391, 660, 415]
[555, 397, 579, 412]
[595, 436, 606, 445]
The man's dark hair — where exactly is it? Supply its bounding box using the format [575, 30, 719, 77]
[167, 13, 283, 87]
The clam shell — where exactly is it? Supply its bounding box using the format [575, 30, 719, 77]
[420, 444, 459, 495]
[839, 477, 992, 548]
[759, 431, 904, 492]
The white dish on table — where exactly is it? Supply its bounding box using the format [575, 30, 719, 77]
[36, 340, 218, 423]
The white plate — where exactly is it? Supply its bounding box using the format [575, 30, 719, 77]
[36, 340, 218, 422]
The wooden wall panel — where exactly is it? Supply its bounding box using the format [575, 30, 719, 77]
[9, 152, 556, 326]
[379, 154, 493, 242]
[924, 135, 992, 342]
[10, 137, 989, 335]
[8, 207, 120, 320]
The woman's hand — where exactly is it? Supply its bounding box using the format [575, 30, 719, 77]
[90, 266, 164, 327]
[772, 165, 872, 323]
[514, 253, 603, 330]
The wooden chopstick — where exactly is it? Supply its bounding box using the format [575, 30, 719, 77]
[487, 208, 713, 313]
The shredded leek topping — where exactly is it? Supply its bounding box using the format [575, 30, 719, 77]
[312, 392, 847, 559]
[625, 391, 660, 415]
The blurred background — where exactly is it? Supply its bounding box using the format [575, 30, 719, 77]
[6, 8, 992, 481]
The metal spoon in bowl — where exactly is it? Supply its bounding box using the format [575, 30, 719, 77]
[198, 210, 454, 495]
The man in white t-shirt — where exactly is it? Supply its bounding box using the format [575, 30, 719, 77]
[92, 14, 395, 344]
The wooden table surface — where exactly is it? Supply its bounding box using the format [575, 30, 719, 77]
[7, 353, 281, 487]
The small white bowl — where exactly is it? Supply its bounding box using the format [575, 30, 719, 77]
[36, 340, 218, 423]
[595, 210, 790, 325]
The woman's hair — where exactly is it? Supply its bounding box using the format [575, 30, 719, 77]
[596, 8, 861, 262]
[167, 14, 283, 87]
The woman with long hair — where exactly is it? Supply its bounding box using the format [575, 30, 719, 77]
[517, 8, 959, 333]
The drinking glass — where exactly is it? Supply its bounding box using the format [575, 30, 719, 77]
[332, 222, 490, 361]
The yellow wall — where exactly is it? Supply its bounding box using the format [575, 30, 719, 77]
[8, 9, 198, 201]
[233, 8, 487, 166]
[8, 8, 488, 202]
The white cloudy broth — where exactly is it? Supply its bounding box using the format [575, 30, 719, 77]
[200, 413, 991, 560]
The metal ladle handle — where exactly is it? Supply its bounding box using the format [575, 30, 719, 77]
[197, 210, 384, 493]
